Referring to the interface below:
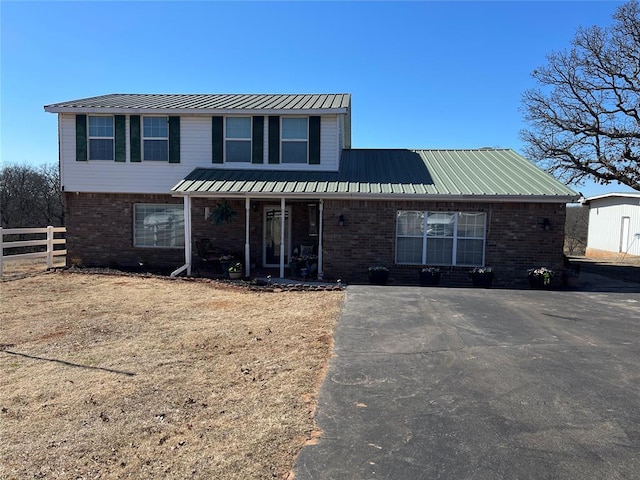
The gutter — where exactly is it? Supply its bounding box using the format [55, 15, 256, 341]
[171, 191, 581, 204]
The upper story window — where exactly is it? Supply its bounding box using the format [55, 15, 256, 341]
[225, 117, 251, 162]
[88, 116, 114, 160]
[143, 117, 169, 161]
[396, 211, 486, 266]
[281, 117, 308, 163]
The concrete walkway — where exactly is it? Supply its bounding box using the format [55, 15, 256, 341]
[294, 276, 640, 479]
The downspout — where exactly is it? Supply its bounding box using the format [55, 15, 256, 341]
[170, 194, 192, 277]
[245, 197, 251, 277]
[317, 199, 324, 280]
[280, 197, 285, 278]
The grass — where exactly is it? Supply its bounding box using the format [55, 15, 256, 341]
[0, 269, 344, 479]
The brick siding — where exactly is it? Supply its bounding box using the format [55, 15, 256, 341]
[65, 193, 566, 287]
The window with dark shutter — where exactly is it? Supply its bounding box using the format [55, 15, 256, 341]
[75, 115, 87, 162]
[130, 115, 141, 162]
[212, 116, 223, 164]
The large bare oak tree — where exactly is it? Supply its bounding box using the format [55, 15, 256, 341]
[521, 0, 640, 191]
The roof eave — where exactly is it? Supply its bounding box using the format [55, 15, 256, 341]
[44, 106, 349, 115]
[171, 191, 580, 203]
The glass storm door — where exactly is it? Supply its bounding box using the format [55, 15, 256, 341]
[263, 206, 291, 267]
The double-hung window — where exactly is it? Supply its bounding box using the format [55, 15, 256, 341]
[225, 117, 251, 162]
[396, 211, 486, 266]
[88, 116, 114, 160]
[143, 117, 169, 161]
[281, 117, 308, 163]
[134, 204, 185, 248]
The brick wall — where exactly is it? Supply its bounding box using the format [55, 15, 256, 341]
[322, 199, 567, 287]
[64, 192, 185, 268]
[66, 193, 566, 286]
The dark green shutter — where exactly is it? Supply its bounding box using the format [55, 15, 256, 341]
[114, 115, 126, 162]
[268, 116, 280, 164]
[168, 117, 180, 163]
[212, 116, 223, 163]
[130, 115, 141, 162]
[252, 116, 264, 164]
[75, 115, 87, 161]
[309, 116, 321, 165]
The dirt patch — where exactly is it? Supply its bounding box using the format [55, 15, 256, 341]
[0, 271, 344, 479]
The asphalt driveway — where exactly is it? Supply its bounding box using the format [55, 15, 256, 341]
[294, 279, 640, 479]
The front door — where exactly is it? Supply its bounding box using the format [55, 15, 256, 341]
[263, 206, 292, 267]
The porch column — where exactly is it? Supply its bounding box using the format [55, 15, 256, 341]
[280, 197, 286, 278]
[245, 197, 250, 277]
[317, 199, 324, 280]
[184, 195, 192, 275]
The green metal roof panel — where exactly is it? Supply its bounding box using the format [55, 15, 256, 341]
[45, 93, 351, 113]
[172, 149, 578, 200]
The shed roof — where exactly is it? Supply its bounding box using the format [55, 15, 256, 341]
[44, 93, 351, 114]
[584, 192, 640, 203]
[172, 149, 578, 202]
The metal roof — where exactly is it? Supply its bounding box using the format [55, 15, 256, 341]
[172, 149, 578, 202]
[44, 93, 351, 114]
[584, 192, 640, 203]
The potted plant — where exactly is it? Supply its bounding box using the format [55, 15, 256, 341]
[368, 266, 390, 285]
[527, 267, 554, 289]
[228, 261, 243, 280]
[469, 267, 494, 288]
[419, 267, 441, 286]
[208, 200, 237, 225]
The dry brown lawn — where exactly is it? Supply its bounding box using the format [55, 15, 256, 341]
[0, 270, 343, 479]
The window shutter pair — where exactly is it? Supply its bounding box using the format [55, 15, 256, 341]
[212, 116, 264, 164]
[75, 114, 179, 163]
[269, 116, 321, 164]
[75, 114, 126, 162]
[132, 116, 180, 163]
[130, 116, 180, 163]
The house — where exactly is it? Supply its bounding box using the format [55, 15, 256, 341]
[584, 193, 640, 258]
[44, 93, 578, 286]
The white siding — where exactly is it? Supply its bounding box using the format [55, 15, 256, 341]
[59, 113, 342, 194]
[587, 197, 640, 255]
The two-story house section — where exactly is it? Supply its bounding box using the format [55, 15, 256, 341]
[45, 93, 578, 286]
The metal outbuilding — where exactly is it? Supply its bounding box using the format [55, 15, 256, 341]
[584, 193, 640, 257]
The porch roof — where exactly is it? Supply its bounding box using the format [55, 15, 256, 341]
[172, 149, 579, 202]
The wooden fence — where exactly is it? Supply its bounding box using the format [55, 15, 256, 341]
[0, 226, 66, 276]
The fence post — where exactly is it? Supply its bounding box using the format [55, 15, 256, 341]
[0, 227, 4, 277]
[47, 225, 54, 270]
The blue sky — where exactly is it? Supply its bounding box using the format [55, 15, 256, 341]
[1, 0, 634, 198]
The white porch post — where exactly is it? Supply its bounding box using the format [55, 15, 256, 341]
[245, 197, 251, 277]
[317, 200, 324, 280]
[184, 195, 192, 275]
[280, 197, 285, 278]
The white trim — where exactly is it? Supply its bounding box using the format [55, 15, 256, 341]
[280, 116, 309, 164]
[280, 198, 286, 278]
[224, 116, 252, 164]
[245, 197, 251, 277]
[45, 106, 349, 116]
[173, 192, 579, 203]
[317, 200, 324, 280]
[142, 116, 169, 162]
[87, 115, 115, 161]
[262, 205, 292, 269]
[584, 192, 640, 203]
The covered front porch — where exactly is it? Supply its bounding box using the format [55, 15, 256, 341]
[171, 195, 326, 280]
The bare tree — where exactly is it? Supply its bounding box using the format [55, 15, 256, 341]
[521, 0, 640, 191]
[0, 163, 64, 228]
[564, 205, 589, 256]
